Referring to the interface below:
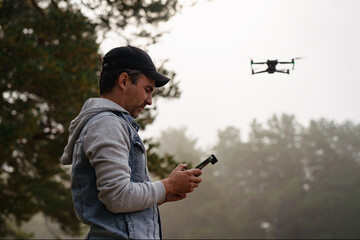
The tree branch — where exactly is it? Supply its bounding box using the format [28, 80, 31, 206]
[28, 0, 45, 17]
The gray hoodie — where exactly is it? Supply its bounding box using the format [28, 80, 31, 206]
[61, 98, 165, 213]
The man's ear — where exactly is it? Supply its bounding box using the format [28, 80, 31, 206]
[118, 72, 129, 90]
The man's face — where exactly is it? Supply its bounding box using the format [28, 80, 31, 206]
[123, 74, 155, 118]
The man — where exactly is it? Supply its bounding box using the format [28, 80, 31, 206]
[61, 46, 202, 239]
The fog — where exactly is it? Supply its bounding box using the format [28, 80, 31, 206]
[113, 0, 360, 149]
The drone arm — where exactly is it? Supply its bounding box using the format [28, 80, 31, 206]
[251, 62, 267, 65]
[252, 70, 268, 75]
[275, 70, 290, 74]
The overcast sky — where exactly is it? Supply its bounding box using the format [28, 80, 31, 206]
[102, 0, 360, 149]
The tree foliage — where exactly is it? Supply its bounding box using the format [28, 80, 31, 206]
[146, 127, 205, 179]
[160, 114, 360, 239]
[156, 126, 204, 164]
[0, 0, 182, 237]
[0, 1, 99, 236]
[68, 0, 181, 45]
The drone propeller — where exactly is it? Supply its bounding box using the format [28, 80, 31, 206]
[291, 57, 305, 70]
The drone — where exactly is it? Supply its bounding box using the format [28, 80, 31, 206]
[250, 58, 302, 75]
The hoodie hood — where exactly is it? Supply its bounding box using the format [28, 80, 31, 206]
[61, 98, 128, 165]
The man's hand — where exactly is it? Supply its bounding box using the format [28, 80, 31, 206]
[161, 164, 202, 201]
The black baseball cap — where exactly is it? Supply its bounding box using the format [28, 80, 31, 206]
[102, 45, 170, 87]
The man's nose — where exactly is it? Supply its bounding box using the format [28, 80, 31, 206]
[145, 95, 152, 105]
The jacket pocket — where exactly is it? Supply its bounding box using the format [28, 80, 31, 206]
[129, 137, 146, 182]
[124, 210, 151, 239]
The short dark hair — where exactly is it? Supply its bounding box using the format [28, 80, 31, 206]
[99, 69, 142, 95]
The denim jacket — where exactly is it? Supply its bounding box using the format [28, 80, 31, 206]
[61, 98, 165, 239]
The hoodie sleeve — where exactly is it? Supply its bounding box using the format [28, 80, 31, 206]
[83, 115, 165, 213]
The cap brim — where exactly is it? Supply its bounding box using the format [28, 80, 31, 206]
[142, 70, 170, 87]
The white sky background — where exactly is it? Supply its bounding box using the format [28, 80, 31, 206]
[101, 0, 360, 150]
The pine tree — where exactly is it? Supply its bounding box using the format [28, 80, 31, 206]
[0, 0, 182, 237]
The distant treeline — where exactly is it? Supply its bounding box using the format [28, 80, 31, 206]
[158, 114, 360, 239]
